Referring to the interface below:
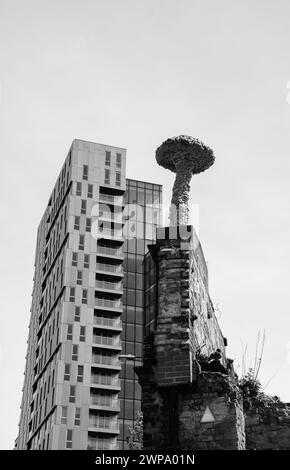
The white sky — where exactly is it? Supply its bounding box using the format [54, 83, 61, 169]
[1, 0, 290, 449]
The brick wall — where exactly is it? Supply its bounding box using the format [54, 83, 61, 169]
[136, 227, 290, 450]
[178, 372, 245, 450]
[245, 403, 290, 450]
[136, 227, 245, 449]
[154, 226, 226, 372]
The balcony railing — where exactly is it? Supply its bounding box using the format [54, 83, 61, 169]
[97, 246, 123, 257]
[96, 263, 123, 274]
[92, 355, 121, 368]
[93, 336, 121, 348]
[91, 375, 120, 387]
[96, 280, 122, 291]
[95, 298, 122, 309]
[90, 396, 119, 408]
[94, 316, 122, 328]
[87, 441, 114, 450]
[99, 213, 123, 224]
[99, 194, 123, 205]
[89, 418, 119, 431]
[98, 229, 123, 239]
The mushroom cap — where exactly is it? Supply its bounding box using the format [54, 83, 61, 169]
[155, 135, 215, 174]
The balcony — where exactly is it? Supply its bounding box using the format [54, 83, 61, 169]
[97, 245, 123, 259]
[87, 441, 115, 450]
[92, 355, 121, 371]
[88, 418, 119, 434]
[93, 335, 122, 351]
[97, 228, 124, 241]
[95, 298, 123, 311]
[99, 194, 123, 206]
[96, 279, 123, 294]
[96, 263, 123, 278]
[94, 316, 122, 331]
[91, 375, 121, 391]
[98, 212, 123, 225]
[90, 396, 120, 412]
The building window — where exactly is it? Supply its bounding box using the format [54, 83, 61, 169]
[94, 333, 113, 346]
[87, 436, 111, 450]
[104, 169, 110, 185]
[82, 289, 88, 304]
[116, 172, 121, 187]
[93, 352, 114, 365]
[116, 153, 122, 168]
[85, 218, 91, 232]
[79, 234, 85, 251]
[51, 387, 55, 407]
[93, 414, 112, 428]
[69, 386, 76, 403]
[74, 216, 80, 230]
[74, 408, 81, 426]
[61, 406, 68, 425]
[77, 270, 82, 285]
[74, 306, 80, 322]
[105, 151, 111, 166]
[72, 252, 78, 267]
[69, 287, 75, 302]
[87, 184, 93, 198]
[77, 365, 84, 383]
[81, 199, 87, 215]
[84, 254, 90, 269]
[76, 182, 82, 196]
[66, 429, 73, 449]
[72, 344, 78, 362]
[83, 165, 88, 180]
[67, 324, 73, 341]
[79, 326, 86, 342]
[64, 363, 70, 381]
[91, 393, 112, 407]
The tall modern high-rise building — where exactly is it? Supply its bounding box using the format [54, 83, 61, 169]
[17, 139, 162, 450]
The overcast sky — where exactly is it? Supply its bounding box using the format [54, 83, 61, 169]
[1, 0, 290, 449]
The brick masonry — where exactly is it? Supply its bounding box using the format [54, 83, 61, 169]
[178, 373, 245, 450]
[136, 226, 290, 450]
[245, 403, 290, 449]
[136, 226, 245, 449]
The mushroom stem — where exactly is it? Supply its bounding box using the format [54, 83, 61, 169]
[170, 163, 193, 226]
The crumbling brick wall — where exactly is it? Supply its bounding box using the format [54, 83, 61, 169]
[245, 403, 290, 450]
[137, 226, 290, 451]
[155, 227, 226, 366]
[178, 372, 245, 450]
[136, 227, 245, 450]
[136, 364, 246, 449]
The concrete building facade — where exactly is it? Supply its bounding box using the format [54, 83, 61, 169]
[17, 139, 162, 450]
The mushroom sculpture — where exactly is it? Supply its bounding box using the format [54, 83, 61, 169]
[155, 135, 215, 226]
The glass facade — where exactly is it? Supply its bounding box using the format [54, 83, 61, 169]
[118, 179, 162, 449]
[144, 250, 158, 336]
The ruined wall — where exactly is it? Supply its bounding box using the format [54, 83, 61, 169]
[245, 404, 290, 450]
[178, 373, 245, 450]
[137, 226, 290, 450]
[136, 227, 245, 450]
[188, 239, 226, 357]
[155, 226, 226, 367]
[137, 360, 245, 450]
